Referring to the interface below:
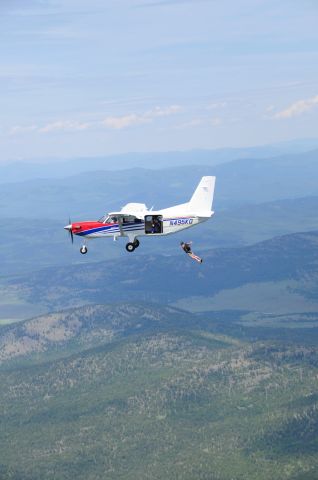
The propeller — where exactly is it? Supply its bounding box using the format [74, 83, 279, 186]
[64, 217, 74, 243]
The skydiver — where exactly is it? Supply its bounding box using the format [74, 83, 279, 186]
[180, 241, 203, 263]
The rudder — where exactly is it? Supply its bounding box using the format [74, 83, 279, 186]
[188, 176, 216, 215]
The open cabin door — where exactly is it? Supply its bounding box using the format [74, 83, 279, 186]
[144, 215, 163, 234]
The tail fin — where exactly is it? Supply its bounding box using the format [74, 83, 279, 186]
[188, 176, 216, 216]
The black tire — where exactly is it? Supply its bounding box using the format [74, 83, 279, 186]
[133, 239, 140, 248]
[80, 246, 88, 254]
[126, 242, 135, 252]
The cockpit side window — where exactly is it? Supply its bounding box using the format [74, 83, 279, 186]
[98, 215, 117, 224]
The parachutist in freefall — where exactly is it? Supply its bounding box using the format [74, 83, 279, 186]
[180, 241, 203, 263]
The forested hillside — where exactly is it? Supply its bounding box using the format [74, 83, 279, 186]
[1, 302, 318, 479]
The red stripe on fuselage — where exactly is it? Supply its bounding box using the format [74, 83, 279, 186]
[71, 221, 112, 235]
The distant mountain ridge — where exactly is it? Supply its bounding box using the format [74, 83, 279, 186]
[1, 149, 318, 222]
[1, 195, 318, 277]
[2, 138, 318, 183]
[4, 230, 318, 319]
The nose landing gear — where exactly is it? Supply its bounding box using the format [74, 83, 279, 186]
[80, 245, 88, 254]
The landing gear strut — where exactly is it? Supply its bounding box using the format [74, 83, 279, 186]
[125, 239, 140, 252]
[80, 245, 88, 254]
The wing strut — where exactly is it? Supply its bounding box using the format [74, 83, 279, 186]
[118, 217, 124, 237]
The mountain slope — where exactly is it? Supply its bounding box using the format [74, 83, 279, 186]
[16, 231, 318, 299]
[3, 230, 318, 324]
[0, 302, 318, 479]
[0, 303, 194, 365]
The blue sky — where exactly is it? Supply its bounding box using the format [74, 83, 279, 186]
[1, 0, 318, 160]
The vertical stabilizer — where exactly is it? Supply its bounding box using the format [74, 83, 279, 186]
[188, 176, 216, 215]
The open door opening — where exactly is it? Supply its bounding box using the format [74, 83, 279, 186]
[145, 215, 163, 234]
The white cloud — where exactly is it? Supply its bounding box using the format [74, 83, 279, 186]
[101, 104, 182, 129]
[274, 95, 318, 119]
[39, 121, 91, 133]
[102, 114, 150, 129]
[9, 121, 91, 135]
[146, 105, 182, 117]
[7, 104, 183, 135]
[9, 125, 38, 135]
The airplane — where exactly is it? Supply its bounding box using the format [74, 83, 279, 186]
[64, 176, 216, 254]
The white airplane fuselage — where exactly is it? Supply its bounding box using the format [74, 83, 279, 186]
[74, 212, 209, 240]
[64, 176, 216, 253]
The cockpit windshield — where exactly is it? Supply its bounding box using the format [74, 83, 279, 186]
[98, 215, 118, 224]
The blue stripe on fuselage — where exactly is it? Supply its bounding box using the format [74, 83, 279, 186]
[77, 223, 144, 237]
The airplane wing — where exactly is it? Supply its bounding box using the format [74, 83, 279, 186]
[109, 202, 148, 220]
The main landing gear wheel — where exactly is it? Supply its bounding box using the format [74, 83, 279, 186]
[80, 245, 88, 254]
[133, 239, 140, 248]
[126, 242, 135, 252]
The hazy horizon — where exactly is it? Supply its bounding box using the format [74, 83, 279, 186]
[1, 136, 318, 168]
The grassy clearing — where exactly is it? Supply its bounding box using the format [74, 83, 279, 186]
[174, 281, 318, 317]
